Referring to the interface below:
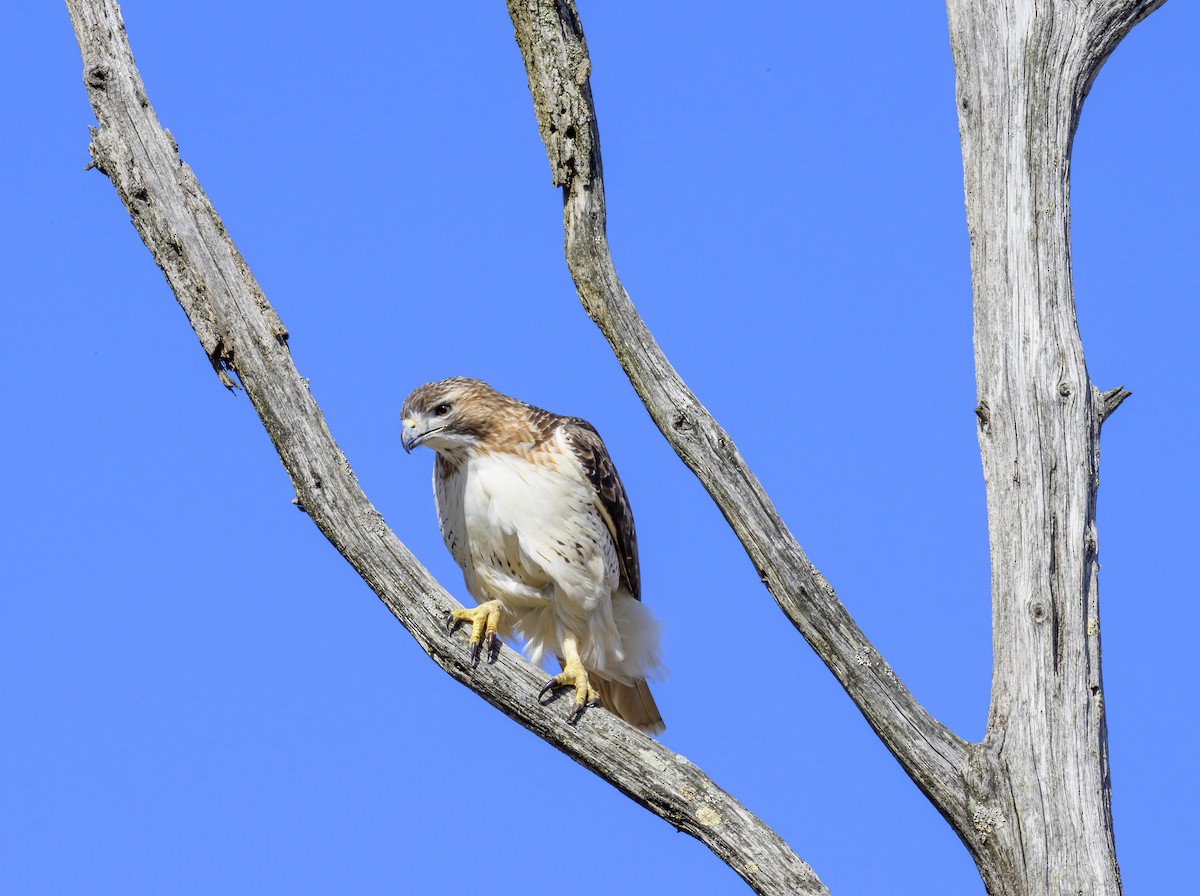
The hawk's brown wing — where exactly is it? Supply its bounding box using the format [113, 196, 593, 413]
[559, 418, 641, 600]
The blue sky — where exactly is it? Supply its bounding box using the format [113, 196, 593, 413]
[4, 2, 1196, 893]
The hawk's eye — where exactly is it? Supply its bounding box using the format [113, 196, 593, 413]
[433, 402, 452, 417]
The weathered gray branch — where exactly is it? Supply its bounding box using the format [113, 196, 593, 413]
[507, 1, 1166, 894]
[1100, 385, 1133, 422]
[506, 0, 972, 832]
[64, 1, 825, 893]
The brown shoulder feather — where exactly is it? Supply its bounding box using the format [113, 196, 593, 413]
[559, 418, 641, 600]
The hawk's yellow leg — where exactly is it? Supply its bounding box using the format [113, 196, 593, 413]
[538, 635, 600, 725]
[446, 600, 502, 666]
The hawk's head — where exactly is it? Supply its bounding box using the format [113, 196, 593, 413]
[400, 377, 500, 456]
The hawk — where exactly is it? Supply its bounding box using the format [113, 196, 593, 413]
[401, 377, 664, 734]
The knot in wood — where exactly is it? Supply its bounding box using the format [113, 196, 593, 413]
[671, 411, 695, 435]
[1030, 601, 1047, 624]
[1058, 381, 1072, 397]
[974, 400, 991, 430]
[86, 64, 111, 88]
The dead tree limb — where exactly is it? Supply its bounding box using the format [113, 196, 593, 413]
[506, 0, 972, 835]
[64, 1, 825, 893]
[507, 1, 1166, 893]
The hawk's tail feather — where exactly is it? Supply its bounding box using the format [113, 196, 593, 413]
[595, 676, 665, 736]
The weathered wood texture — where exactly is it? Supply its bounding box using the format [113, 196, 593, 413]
[66, 0, 1169, 890]
[947, 1, 1166, 893]
[508, 0, 1165, 893]
[64, 2, 826, 893]
[506, 0, 974, 833]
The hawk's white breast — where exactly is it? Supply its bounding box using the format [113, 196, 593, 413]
[434, 434, 622, 668]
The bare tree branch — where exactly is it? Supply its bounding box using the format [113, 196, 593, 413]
[505, 0, 973, 824]
[64, 1, 826, 893]
[506, 1, 1168, 892]
[1100, 386, 1133, 422]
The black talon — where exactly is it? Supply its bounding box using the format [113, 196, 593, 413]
[538, 678, 558, 702]
[568, 703, 586, 725]
[469, 640, 482, 668]
[445, 611, 459, 634]
[484, 632, 498, 664]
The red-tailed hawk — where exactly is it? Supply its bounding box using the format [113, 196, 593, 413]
[401, 378, 664, 734]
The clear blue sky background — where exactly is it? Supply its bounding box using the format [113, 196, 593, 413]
[3, 2, 1196, 894]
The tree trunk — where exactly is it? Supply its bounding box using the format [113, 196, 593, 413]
[946, 1, 1163, 893]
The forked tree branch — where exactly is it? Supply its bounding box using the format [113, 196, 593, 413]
[64, 1, 825, 893]
[506, 0, 973, 826]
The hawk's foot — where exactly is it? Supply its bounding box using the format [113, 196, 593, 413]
[538, 655, 600, 725]
[445, 600, 502, 667]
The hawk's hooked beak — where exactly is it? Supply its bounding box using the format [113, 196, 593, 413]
[401, 417, 423, 454]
